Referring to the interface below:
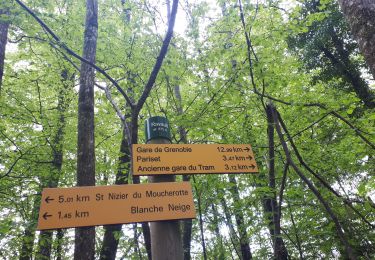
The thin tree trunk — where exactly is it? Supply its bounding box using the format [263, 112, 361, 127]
[197, 198, 206, 260]
[19, 196, 40, 260]
[130, 113, 152, 260]
[286, 200, 304, 259]
[100, 125, 131, 260]
[36, 70, 70, 260]
[220, 195, 241, 259]
[74, 0, 98, 259]
[228, 175, 253, 260]
[265, 105, 288, 260]
[132, 163, 152, 260]
[132, 224, 142, 260]
[193, 179, 207, 260]
[173, 85, 188, 144]
[0, 6, 9, 93]
[173, 84, 193, 260]
[99, 2, 132, 256]
[140, 223, 152, 260]
[181, 177, 193, 260]
[211, 204, 225, 260]
[100, 224, 122, 260]
[36, 231, 53, 259]
[19, 72, 70, 260]
[55, 229, 64, 260]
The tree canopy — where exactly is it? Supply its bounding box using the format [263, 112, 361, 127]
[0, 0, 374, 259]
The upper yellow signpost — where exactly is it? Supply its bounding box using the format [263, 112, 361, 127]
[132, 144, 258, 176]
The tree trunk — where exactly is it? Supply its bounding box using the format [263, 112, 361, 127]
[173, 84, 193, 260]
[265, 105, 288, 260]
[320, 46, 374, 108]
[0, 7, 9, 92]
[131, 119, 152, 259]
[36, 231, 53, 260]
[74, 0, 98, 259]
[131, 134, 152, 259]
[338, 0, 375, 79]
[36, 70, 70, 260]
[181, 183, 193, 260]
[55, 229, 64, 260]
[19, 71, 71, 260]
[100, 124, 131, 260]
[211, 204, 225, 260]
[194, 181, 207, 260]
[286, 200, 304, 259]
[19, 196, 40, 260]
[228, 175, 253, 260]
[220, 195, 241, 259]
[130, 224, 142, 259]
[99, 2, 132, 256]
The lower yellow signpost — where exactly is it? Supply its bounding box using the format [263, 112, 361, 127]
[37, 182, 195, 230]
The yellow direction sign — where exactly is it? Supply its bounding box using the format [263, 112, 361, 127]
[37, 182, 195, 230]
[133, 144, 258, 176]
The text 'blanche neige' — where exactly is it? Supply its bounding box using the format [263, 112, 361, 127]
[131, 189, 191, 214]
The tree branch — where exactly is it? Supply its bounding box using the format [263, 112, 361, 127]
[329, 111, 375, 149]
[15, 0, 134, 108]
[134, 0, 179, 115]
[278, 162, 289, 222]
[277, 110, 375, 229]
[270, 103, 356, 259]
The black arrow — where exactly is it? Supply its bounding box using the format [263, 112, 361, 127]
[250, 164, 256, 169]
[43, 212, 52, 220]
[244, 147, 251, 152]
[246, 155, 253, 160]
[45, 196, 54, 204]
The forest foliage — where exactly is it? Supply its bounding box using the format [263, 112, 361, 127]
[0, 0, 374, 259]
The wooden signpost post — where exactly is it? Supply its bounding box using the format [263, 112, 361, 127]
[144, 116, 184, 260]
